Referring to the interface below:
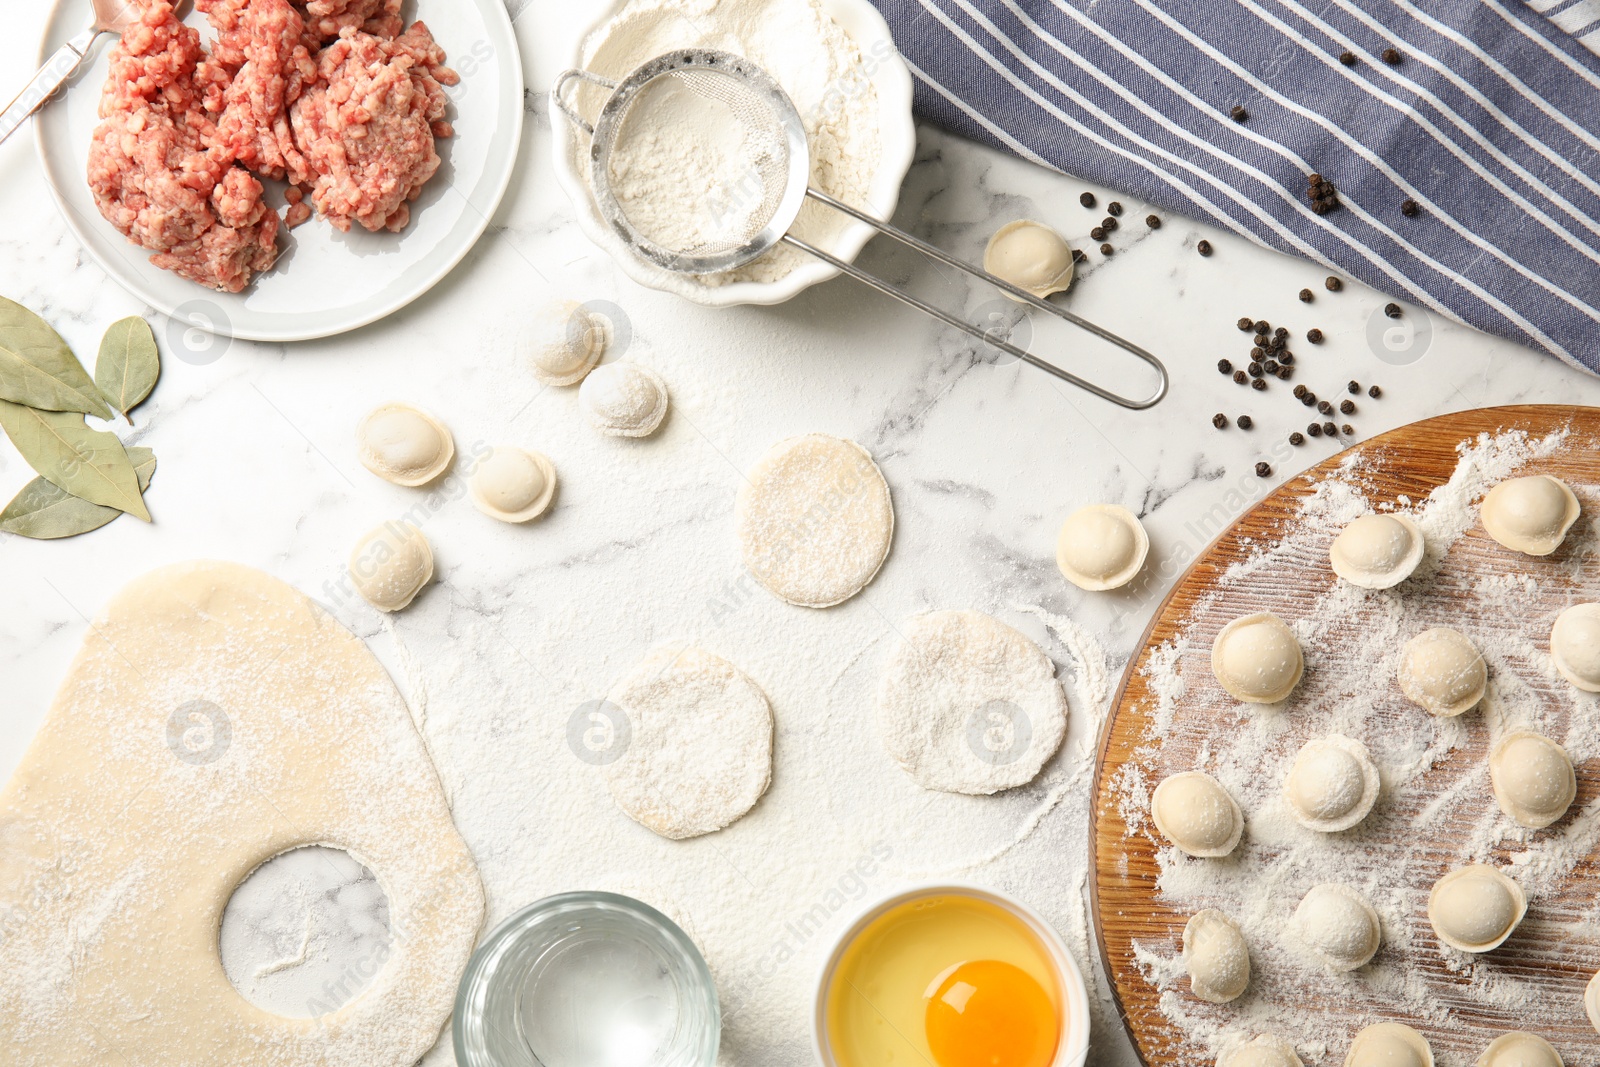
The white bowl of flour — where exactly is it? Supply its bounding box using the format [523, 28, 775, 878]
[550, 0, 915, 306]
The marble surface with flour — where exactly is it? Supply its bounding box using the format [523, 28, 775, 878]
[4, 1, 1600, 1064]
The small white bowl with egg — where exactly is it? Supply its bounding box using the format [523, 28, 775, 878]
[550, 0, 916, 307]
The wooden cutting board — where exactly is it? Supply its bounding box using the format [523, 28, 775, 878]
[1089, 405, 1600, 1067]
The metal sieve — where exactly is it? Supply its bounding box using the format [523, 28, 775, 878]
[555, 50, 1168, 409]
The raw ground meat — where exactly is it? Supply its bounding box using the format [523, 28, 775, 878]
[87, 0, 454, 291]
[288, 23, 459, 233]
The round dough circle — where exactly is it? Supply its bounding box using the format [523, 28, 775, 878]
[1481, 474, 1579, 555]
[1489, 730, 1575, 829]
[603, 645, 773, 840]
[580, 362, 669, 437]
[1182, 909, 1250, 1004]
[470, 446, 557, 523]
[1329, 513, 1424, 589]
[356, 403, 454, 486]
[1427, 864, 1526, 953]
[1212, 613, 1304, 704]
[1550, 602, 1600, 691]
[528, 299, 604, 386]
[1151, 771, 1244, 858]
[1477, 1033, 1562, 1067]
[1219, 1036, 1304, 1067]
[736, 434, 894, 608]
[1294, 883, 1381, 971]
[876, 610, 1068, 795]
[348, 522, 433, 612]
[1283, 735, 1380, 833]
[983, 219, 1074, 299]
[1398, 627, 1486, 716]
[1056, 504, 1149, 591]
[1345, 1024, 1433, 1067]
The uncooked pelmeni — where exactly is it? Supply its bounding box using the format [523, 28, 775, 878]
[876, 610, 1068, 795]
[1477, 1033, 1563, 1067]
[1398, 627, 1486, 716]
[1283, 735, 1380, 833]
[1151, 771, 1244, 858]
[470, 446, 557, 523]
[603, 645, 773, 840]
[1212, 612, 1303, 704]
[737, 434, 894, 608]
[356, 402, 454, 486]
[1055, 504, 1149, 591]
[1550, 602, 1600, 691]
[983, 219, 1074, 300]
[1294, 883, 1381, 971]
[348, 521, 434, 611]
[528, 298, 605, 385]
[580, 361, 669, 437]
[1345, 1023, 1433, 1067]
[1182, 909, 1251, 1004]
[1328, 513, 1424, 589]
[1489, 730, 1575, 828]
[1218, 1035, 1304, 1067]
[1480, 474, 1579, 555]
[1428, 864, 1526, 953]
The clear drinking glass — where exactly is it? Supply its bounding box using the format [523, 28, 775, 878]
[454, 891, 720, 1067]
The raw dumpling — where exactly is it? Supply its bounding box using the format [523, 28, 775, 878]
[1212, 613, 1303, 704]
[1480, 474, 1579, 555]
[470, 447, 557, 523]
[1329, 513, 1424, 589]
[357, 403, 454, 486]
[1183, 909, 1250, 1004]
[1398, 628, 1486, 717]
[1587, 970, 1600, 1035]
[1477, 1033, 1562, 1067]
[1056, 504, 1148, 591]
[580, 362, 669, 437]
[1489, 730, 1575, 829]
[1294, 883, 1381, 971]
[528, 299, 605, 386]
[1151, 771, 1244, 858]
[1428, 864, 1525, 953]
[1345, 1023, 1433, 1067]
[1283, 735, 1380, 833]
[348, 522, 434, 612]
[983, 219, 1074, 299]
[1218, 1036, 1304, 1067]
[1550, 603, 1600, 691]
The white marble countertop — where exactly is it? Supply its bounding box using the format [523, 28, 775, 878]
[5, 2, 1600, 1066]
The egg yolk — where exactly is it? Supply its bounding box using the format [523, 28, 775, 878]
[925, 959, 1059, 1067]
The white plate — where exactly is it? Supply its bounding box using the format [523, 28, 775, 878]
[34, 0, 523, 342]
[549, 0, 915, 307]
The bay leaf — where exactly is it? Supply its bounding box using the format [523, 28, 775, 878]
[0, 296, 113, 418]
[0, 401, 150, 521]
[95, 316, 160, 419]
[0, 448, 156, 539]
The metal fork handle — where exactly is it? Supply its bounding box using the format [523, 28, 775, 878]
[789, 188, 1169, 410]
[0, 28, 103, 149]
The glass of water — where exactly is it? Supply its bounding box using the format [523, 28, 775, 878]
[454, 892, 720, 1067]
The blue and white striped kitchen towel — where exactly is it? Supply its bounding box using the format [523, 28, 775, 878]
[869, 0, 1600, 372]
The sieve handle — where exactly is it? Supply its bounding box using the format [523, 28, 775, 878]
[785, 188, 1169, 410]
[552, 68, 618, 135]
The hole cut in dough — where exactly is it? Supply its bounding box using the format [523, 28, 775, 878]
[1283, 735, 1380, 833]
[876, 610, 1068, 795]
[1345, 1024, 1433, 1067]
[1055, 504, 1149, 591]
[1182, 909, 1251, 1003]
[1218, 1035, 1304, 1067]
[1477, 1033, 1563, 1067]
[1294, 883, 1381, 971]
[1428, 864, 1526, 953]
[1480, 474, 1579, 555]
[356, 403, 454, 486]
[1328, 513, 1424, 589]
[602, 645, 773, 840]
[1398, 627, 1486, 717]
[1550, 602, 1600, 691]
[983, 219, 1074, 300]
[736, 434, 894, 608]
[1151, 771, 1244, 858]
[1489, 730, 1575, 829]
[528, 299, 606, 386]
[1212, 612, 1303, 704]
[219, 845, 391, 1017]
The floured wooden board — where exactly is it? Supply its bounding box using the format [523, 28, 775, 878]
[1090, 406, 1600, 1067]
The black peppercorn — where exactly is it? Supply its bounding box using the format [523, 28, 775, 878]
[1197, 240, 1213, 256]
[1219, 359, 1234, 374]
[1382, 47, 1401, 64]
[1080, 191, 1096, 208]
[1318, 400, 1334, 415]
[1249, 362, 1264, 377]
[1307, 173, 1323, 185]
[1236, 415, 1253, 429]
[1368, 384, 1382, 398]
[1213, 413, 1228, 429]
[1279, 351, 1294, 365]
[1103, 217, 1118, 232]
[1234, 370, 1248, 384]
[1230, 104, 1249, 122]
[1276, 366, 1292, 380]
[1251, 377, 1267, 391]
[1307, 328, 1325, 344]
[1339, 50, 1357, 66]
[1237, 316, 1254, 331]
[1100, 243, 1114, 256]
[1293, 384, 1308, 398]
[1312, 202, 1331, 216]
[1255, 320, 1271, 333]
[1289, 431, 1305, 445]
[1090, 226, 1105, 241]
[1347, 380, 1361, 394]
[1251, 347, 1266, 360]
[1072, 248, 1087, 263]
[1301, 393, 1317, 407]
[1255, 461, 1272, 477]
[1274, 326, 1288, 339]
[1342, 424, 1355, 435]
[1107, 201, 1123, 216]
[1299, 288, 1314, 303]
[1340, 399, 1356, 414]
[1325, 276, 1343, 291]
[1384, 302, 1402, 318]
[1308, 422, 1323, 437]
[1147, 215, 1162, 229]
[1401, 199, 1419, 217]
[1263, 360, 1280, 374]
[1324, 421, 1338, 435]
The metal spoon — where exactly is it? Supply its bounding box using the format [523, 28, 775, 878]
[0, 0, 142, 148]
